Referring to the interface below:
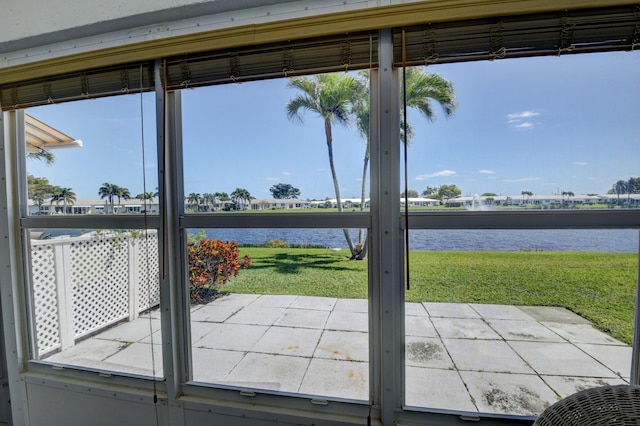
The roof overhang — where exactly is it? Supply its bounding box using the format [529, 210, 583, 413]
[25, 114, 82, 152]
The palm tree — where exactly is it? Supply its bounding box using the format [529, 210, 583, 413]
[50, 186, 76, 215]
[135, 191, 155, 201]
[614, 180, 627, 206]
[202, 193, 216, 212]
[352, 68, 457, 259]
[98, 182, 117, 213]
[114, 186, 131, 211]
[186, 193, 201, 212]
[287, 73, 366, 254]
[231, 188, 253, 210]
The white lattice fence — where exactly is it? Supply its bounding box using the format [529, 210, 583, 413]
[30, 243, 61, 354]
[30, 230, 160, 357]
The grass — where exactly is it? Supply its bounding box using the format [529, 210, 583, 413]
[225, 247, 638, 344]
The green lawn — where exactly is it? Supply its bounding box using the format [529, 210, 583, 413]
[225, 247, 638, 344]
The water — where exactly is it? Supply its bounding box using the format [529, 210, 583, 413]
[202, 228, 639, 253]
[36, 228, 639, 252]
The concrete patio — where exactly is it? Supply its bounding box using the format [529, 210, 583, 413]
[46, 294, 632, 417]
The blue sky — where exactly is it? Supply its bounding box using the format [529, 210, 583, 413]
[27, 50, 640, 200]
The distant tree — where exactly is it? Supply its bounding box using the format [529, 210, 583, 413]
[98, 182, 118, 213]
[28, 175, 54, 214]
[135, 192, 155, 201]
[613, 180, 627, 205]
[421, 186, 439, 198]
[401, 189, 420, 198]
[481, 192, 497, 197]
[521, 191, 533, 203]
[114, 186, 131, 210]
[485, 197, 495, 205]
[186, 193, 202, 212]
[50, 186, 76, 215]
[270, 183, 301, 199]
[437, 184, 461, 202]
[214, 192, 230, 210]
[561, 190, 575, 206]
[231, 188, 253, 210]
[201, 193, 216, 212]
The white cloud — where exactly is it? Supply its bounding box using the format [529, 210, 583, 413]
[503, 177, 540, 183]
[507, 111, 540, 120]
[573, 161, 589, 166]
[507, 110, 540, 129]
[415, 170, 456, 180]
[478, 169, 495, 174]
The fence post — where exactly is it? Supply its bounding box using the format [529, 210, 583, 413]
[53, 240, 74, 350]
[128, 234, 139, 321]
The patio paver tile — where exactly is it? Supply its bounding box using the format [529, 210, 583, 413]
[252, 326, 323, 357]
[405, 302, 428, 316]
[103, 342, 163, 376]
[509, 341, 619, 377]
[325, 311, 368, 332]
[576, 343, 632, 378]
[190, 305, 239, 323]
[444, 339, 534, 374]
[196, 323, 268, 351]
[93, 318, 160, 342]
[192, 347, 245, 383]
[423, 302, 480, 319]
[470, 304, 535, 320]
[334, 298, 368, 313]
[190, 321, 221, 344]
[225, 306, 286, 326]
[46, 338, 125, 363]
[314, 330, 368, 362]
[405, 336, 454, 369]
[289, 296, 337, 311]
[541, 322, 627, 345]
[487, 319, 565, 342]
[251, 295, 299, 308]
[299, 358, 368, 401]
[212, 293, 260, 308]
[405, 367, 476, 412]
[460, 371, 557, 416]
[405, 316, 438, 337]
[518, 306, 591, 324]
[541, 375, 628, 398]
[432, 318, 501, 340]
[273, 308, 330, 329]
[224, 353, 310, 393]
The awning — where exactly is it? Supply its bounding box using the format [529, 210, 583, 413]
[25, 114, 82, 152]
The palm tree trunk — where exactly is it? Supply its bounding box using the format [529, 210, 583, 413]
[325, 118, 355, 254]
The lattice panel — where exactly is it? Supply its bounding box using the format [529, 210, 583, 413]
[70, 234, 130, 337]
[135, 232, 160, 312]
[30, 243, 61, 355]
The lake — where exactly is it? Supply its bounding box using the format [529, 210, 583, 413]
[37, 228, 638, 252]
[202, 228, 639, 253]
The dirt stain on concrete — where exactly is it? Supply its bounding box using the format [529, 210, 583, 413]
[406, 341, 442, 363]
[483, 386, 550, 415]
